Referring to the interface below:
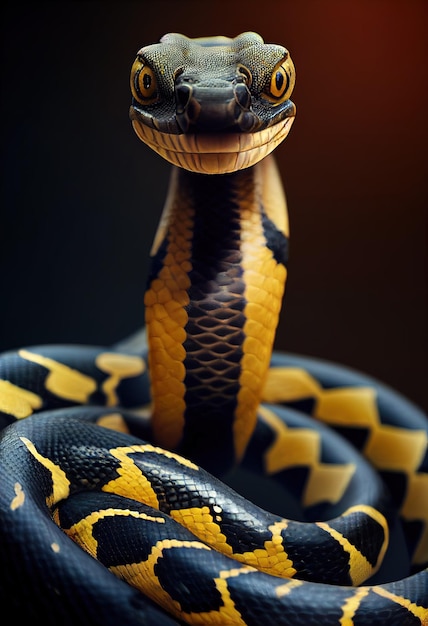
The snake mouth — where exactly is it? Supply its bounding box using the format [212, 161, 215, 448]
[130, 115, 295, 174]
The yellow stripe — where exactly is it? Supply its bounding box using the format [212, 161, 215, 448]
[103, 444, 198, 509]
[262, 367, 322, 404]
[259, 404, 319, 473]
[317, 505, 389, 585]
[210, 569, 253, 626]
[19, 349, 96, 403]
[316, 519, 372, 586]
[275, 579, 304, 598]
[261, 367, 428, 566]
[372, 586, 428, 622]
[234, 165, 287, 461]
[96, 412, 131, 433]
[0, 379, 42, 418]
[62, 507, 165, 560]
[259, 155, 289, 237]
[339, 587, 370, 626]
[111, 540, 228, 625]
[146, 171, 193, 450]
[170, 505, 232, 555]
[234, 519, 295, 577]
[364, 425, 427, 473]
[20, 436, 70, 507]
[259, 405, 356, 506]
[315, 387, 379, 427]
[95, 352, 145, 405]
[303, 462, 356, 508]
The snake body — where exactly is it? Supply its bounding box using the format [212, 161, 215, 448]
[0, 32, 427, 625]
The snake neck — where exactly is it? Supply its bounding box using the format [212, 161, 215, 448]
[145, 155, 289, 474]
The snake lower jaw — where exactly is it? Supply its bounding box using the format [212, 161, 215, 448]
[130, 115, 295, 174]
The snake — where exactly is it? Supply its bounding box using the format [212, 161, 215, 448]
[0, 32, 427, 626]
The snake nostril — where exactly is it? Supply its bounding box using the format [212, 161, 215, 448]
[175, 83, 193, 114]
[234, 83, 252, 110]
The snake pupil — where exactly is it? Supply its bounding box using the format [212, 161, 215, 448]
[143, 73, 151, 90]
[275, 71, 284, 92]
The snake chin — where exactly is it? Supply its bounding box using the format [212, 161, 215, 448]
[130, 114, 295, 174]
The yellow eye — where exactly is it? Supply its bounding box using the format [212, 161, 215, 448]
[130, 58, 158, 105]
[265, 56, 295, 103]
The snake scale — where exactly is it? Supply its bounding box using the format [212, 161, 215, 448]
[0, 32, 427, 625]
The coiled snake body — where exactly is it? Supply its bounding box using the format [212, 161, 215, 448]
[0, 32, 427, 625]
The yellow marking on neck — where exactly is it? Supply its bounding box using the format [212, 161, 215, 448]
[259, 155, 289, 237]
[95, 352, 145, 405]
[339, 587, 370, 626]
[146, 171, 194, 450]
[0, 379, 42, 418]
[234, 164, 287, 461]
[317, 505, 389, 585]
[20, 437, 70, 506]
[10, 482, 25, 510]
[19, 349, 96, 403]
[150, 166, 178, 257]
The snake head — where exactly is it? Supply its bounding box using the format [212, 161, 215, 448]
[129, 32, 296, 174]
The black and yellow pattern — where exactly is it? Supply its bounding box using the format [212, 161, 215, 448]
[0, 345, 150, 428]
[262, 353, 428, 572]
[145, 163, 288, 473]
[1, 409, 427, 624]
[12, 412, 390, 584]
[56, 492, 428, 626]
[0, 31, 427, 626]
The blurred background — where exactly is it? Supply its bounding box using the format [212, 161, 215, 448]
[1, 1, 427, 411]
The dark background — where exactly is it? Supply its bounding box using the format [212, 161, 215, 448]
[1, 1, 427, 411]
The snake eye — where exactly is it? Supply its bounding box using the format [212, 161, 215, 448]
[264, 55, 295, 104]
[130, 58, 159, 105]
